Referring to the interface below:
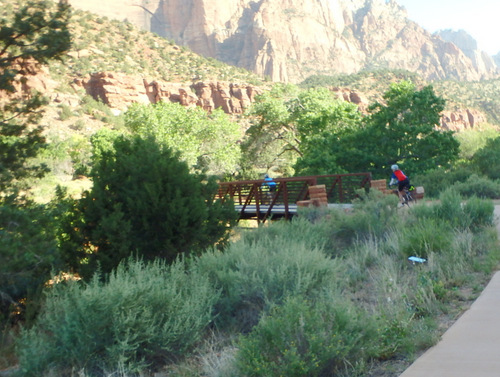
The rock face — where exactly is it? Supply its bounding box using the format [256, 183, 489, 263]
[437, 30, 497, 75]
[73, 72, 260, 114]
[330, 87, 369, 112]
[71, 73, 491, 131]
[68, 0, 499, 83]
[440, 109, 487, 131]
[66, 0, 157, 31]
[3, 64, 484, 132]
[0, 59, 58, 100]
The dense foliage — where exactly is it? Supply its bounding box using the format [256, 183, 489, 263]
[290, 88, 362, 175]
[363, 81, 460, 176]
[245, 81, 460, 179]
[125, 102, 242, 176]
[17, 259, 219, 376]
[240, 83, 300, 178]
[17, 190, 499, 376]
[0, 201, 63, 322]
[471, 136, 500, 180]
[0, 0, 71, 198]
[60, 134, 236, 279]
[0, 0, 70, 323]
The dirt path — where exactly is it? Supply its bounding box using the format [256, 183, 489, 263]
[398, 206, 500, 376]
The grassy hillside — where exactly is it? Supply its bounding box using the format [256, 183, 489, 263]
[39, 5, 266, 134]
[54, 9, 265, 83]
[25, 3, 266, 140]
[433, 79, 500, 124]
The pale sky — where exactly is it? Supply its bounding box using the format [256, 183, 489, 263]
[396, 0, 500, 55]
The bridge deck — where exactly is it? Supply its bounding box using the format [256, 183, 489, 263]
[236, 203, 354, 218]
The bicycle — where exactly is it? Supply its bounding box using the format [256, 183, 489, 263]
[390, 183, 416, 207]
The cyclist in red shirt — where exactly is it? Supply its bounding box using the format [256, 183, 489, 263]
[389, 164, 410, 203]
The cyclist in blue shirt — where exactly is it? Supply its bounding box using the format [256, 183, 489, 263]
[263, 174, 276, 192]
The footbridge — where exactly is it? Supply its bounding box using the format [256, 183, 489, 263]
[216, 173, 372, 223]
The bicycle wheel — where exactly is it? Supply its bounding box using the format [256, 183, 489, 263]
[405, 191, 415, 206]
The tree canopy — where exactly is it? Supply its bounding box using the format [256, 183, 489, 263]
[0, 0, 71, 322]
[240, 84, 300, 178]
[290, 88, 362, 176]
[363, 81, 459, 177]
[61, 135, 236, 279]
[124, 102, 242, 177]
[471, 136, 500, 180]
[293, 81, 459, 178]
[0, 0, 71, 199]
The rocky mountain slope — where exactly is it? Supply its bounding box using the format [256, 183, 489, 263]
[67, 0, 499, 83]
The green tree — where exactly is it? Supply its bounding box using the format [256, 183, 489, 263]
[294, 81, 460, 178]
[244, 86, 363, 177]
[240, 83, 300, 178]
[0, 0, 71, 322]
[363, 81, 459, 177]
[454, 126, 499, 161]
[0, 201, 64, 323]
[0, 0, 71, 198]
[61, 135, 236, 279]
[125, 102, 241, 177]
[471, 137, 500, 180]
[291, 88, 362, 175]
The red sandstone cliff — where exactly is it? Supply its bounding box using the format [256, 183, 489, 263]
[0, 61, 486, 133]
[73, 72, 261, 114]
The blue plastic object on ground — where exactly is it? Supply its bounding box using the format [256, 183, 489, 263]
[408, 256, 426, 264]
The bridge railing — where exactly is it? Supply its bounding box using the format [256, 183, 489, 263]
[216, 173, 372, 222]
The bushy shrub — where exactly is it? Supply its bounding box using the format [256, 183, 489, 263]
[317, 190, 399, 254]
[451, 174, 500, 199]
[427, 230, 476, 286]
[411, 188, 495, 231]
[349, 189, 399, 235]
[60, 135, 236, 279]
[275, 190, 399, 256]
[374, 311, 438, 359]
[236, 295, 376, 377]
[454, 126, 499, 160]
[58, 104, 74, 120]
[399, 218, 453, 260]
[238, 188, 398, 252]
[471, 136, 500, 180]
[240, 215, 332, 251]
[16, 259, 219, 376]
[193, 235, 341, 331]
[0, 202, 62, 323]
[469, 228, 500, 274]
[434, 188, 464, 227]
[412, 166, 473, 198]
[462, 196, 494, 231]
[407, 270, 446, 316]
[79, 95, 115, 118]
